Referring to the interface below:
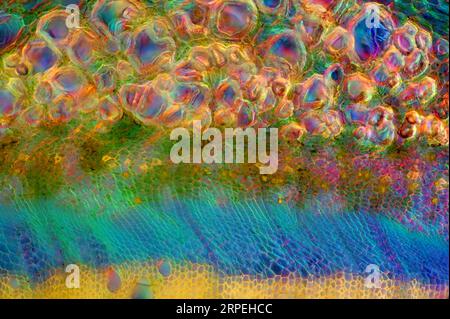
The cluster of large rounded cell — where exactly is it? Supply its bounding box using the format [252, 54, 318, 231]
[0, 0, 448, 148]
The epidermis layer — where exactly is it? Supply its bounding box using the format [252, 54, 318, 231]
[0, 0, 448, 298]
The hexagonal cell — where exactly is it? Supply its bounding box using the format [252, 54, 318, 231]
[211, 0, 258, 40]
[36, 10, 71, 46]
[257, 30, 307, 72]
[48, 66, 87, 97]
[0, 12, 24, 54]
[47, 94, 74, 123]
[344, 73, 375, 103]
[292, 74, 330, 110]
[66, 30, 99, 66]
[347, 3, 395, 63]
[344, 103, 369, 125]
[403, 48, 429, 79]
[91, 0, 143, 38]
[93, 65, 117, 93]
[22, 40, 59, 74]
[127, 25, 176, 74]
[392, 22, 418, 55]
[134, 86, 169, 125]
[323, 27, 352, 56]
[370, 63, 401, 88]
